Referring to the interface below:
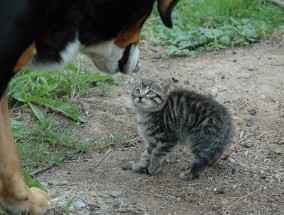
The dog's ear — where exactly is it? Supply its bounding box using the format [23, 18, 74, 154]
[157, 0, 179, 28]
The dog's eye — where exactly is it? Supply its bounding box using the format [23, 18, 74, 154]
[134, 88, 140, 94]
[147, 90, 155, 96]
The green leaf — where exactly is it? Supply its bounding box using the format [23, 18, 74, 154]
[29, 97, 84, 122]
[11, 119, 24, 138]
[219, 35, 231, 46]
[28, 102, 45, 122]
[12, 92, 26, 102]
[23, 171, 47, 192]
[65, 63, 79, 73]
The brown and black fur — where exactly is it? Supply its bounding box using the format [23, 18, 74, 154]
[0, 0, 179, 214]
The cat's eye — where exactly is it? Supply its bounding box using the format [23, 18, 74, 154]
[134, 88, 140, 94]
[146, 90, 155, 96]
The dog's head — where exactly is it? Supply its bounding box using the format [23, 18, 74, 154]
[79, 0, 179, 74]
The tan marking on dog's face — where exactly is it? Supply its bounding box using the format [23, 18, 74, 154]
[13, 43, 36, 72]
[114, 15, 147, 48]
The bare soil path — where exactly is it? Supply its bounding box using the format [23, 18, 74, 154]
[41, 38, 284, 215]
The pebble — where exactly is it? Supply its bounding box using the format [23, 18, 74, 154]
[110, 191, 121, 198]
[74, 200, 86, 209]
[248, 108, 257, 115]
[214, 187, 224, 194]
[246, 117, 255, 127]
[243, 141, 254, 148]
[184, 80, 190, 85]
[274, 149, 282, 155]
[261, 175, 267, 179]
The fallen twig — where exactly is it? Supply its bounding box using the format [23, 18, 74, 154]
[95, 149, 112, 167]
[223, 191, 255, 214]
[30, 149, 82, 177]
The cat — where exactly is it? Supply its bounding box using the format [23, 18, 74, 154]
[131, 76, 234, 180]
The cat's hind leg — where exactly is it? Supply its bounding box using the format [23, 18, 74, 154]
[148, 141, 176, 175]
[180, 146, 225, 180]
[179, 155, 210, 180]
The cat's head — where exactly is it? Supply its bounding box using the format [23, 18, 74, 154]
[132, 75, 172, 112]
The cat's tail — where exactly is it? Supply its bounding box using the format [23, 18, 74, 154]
[206, 119, 234, 164]
[184, 120, 234, 180]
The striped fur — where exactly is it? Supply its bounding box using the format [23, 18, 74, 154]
[131, 76, 234, 180]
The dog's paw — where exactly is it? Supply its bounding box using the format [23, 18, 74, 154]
[6, 187, 49, 215]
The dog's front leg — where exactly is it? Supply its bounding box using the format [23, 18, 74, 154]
[0, 92, 49, 215]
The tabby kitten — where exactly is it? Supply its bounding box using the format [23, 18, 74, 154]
[131, 76, 233, 180]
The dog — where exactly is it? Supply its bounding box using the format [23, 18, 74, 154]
[0, 0, 179, 214]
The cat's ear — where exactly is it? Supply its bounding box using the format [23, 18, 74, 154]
[161, 77, 172, 92]
[133, 74, 142, 85]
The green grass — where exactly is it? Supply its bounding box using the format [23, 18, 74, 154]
[142, 0, 284, 57]
[92, 128, 128, 149]
[8, 56, 111, 122]
[7, 57, 114, 173]
[12, 117, 95, 170]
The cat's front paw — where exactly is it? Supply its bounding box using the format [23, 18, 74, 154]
[148, 163, 160, 175]
[132, 163, 147, 173]
[179, 170, 198, 180]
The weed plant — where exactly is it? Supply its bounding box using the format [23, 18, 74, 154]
[12, 118, 95, 170]
[142, 0, 284, 57]
[8, 57, 111, 122]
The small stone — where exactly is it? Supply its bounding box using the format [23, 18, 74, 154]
[74, 200, 86, 209]
[172, 77, 179, 83]
[261, 175, 267, 179]
[184, 80, 190, 85]
[246, 117, 255, 127]
[110, 191, 121, 198]
[214, 187, 224, 194]
[232, 50, 237, 54]
[243, 141, 254, 148]
[248, 109, 257, 115]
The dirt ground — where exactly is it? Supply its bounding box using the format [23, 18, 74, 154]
[40, 37, 284, 215]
